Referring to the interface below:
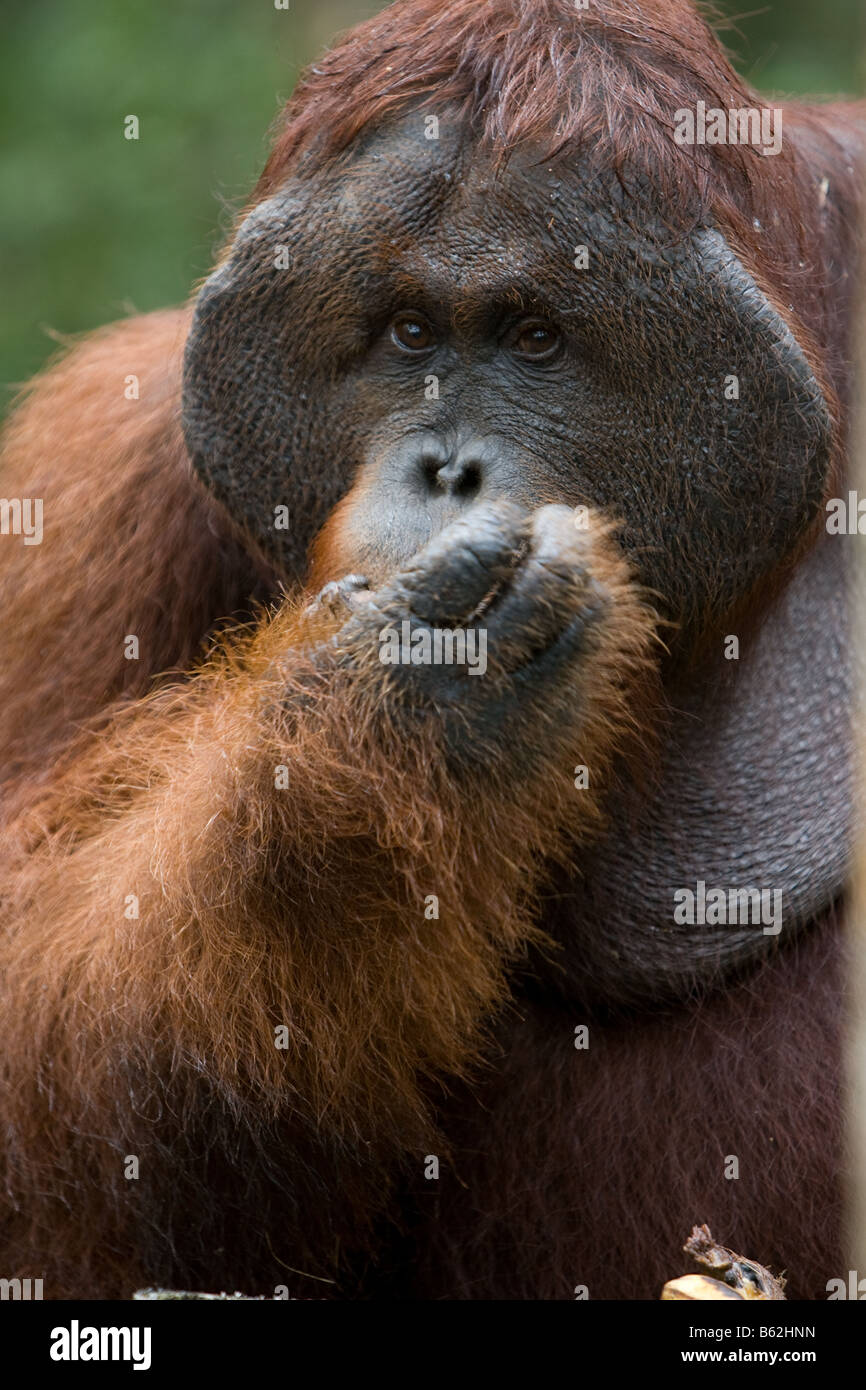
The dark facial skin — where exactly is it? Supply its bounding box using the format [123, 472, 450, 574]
[183, 108, 846, 1007]
[185, 109, 829, 644]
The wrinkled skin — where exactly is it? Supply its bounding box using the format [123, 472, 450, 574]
[184, 112, 846, 1006]
[187, 119, 828, 624]
[1, 2, 859, 1296]
[311, 503, 617, 769]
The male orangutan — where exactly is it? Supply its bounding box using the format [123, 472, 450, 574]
[0, 0, 862, 1300]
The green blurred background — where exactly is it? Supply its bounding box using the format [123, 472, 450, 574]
[1, 0, 863, 394]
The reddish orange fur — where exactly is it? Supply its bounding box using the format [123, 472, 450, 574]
[0, 323, 652, 1293]
[0, 310, 276, 815]
[0, 0, 860, 1301]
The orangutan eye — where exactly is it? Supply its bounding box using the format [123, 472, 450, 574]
[512, 320, 561, 360]
[391, 315, 435, 352]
